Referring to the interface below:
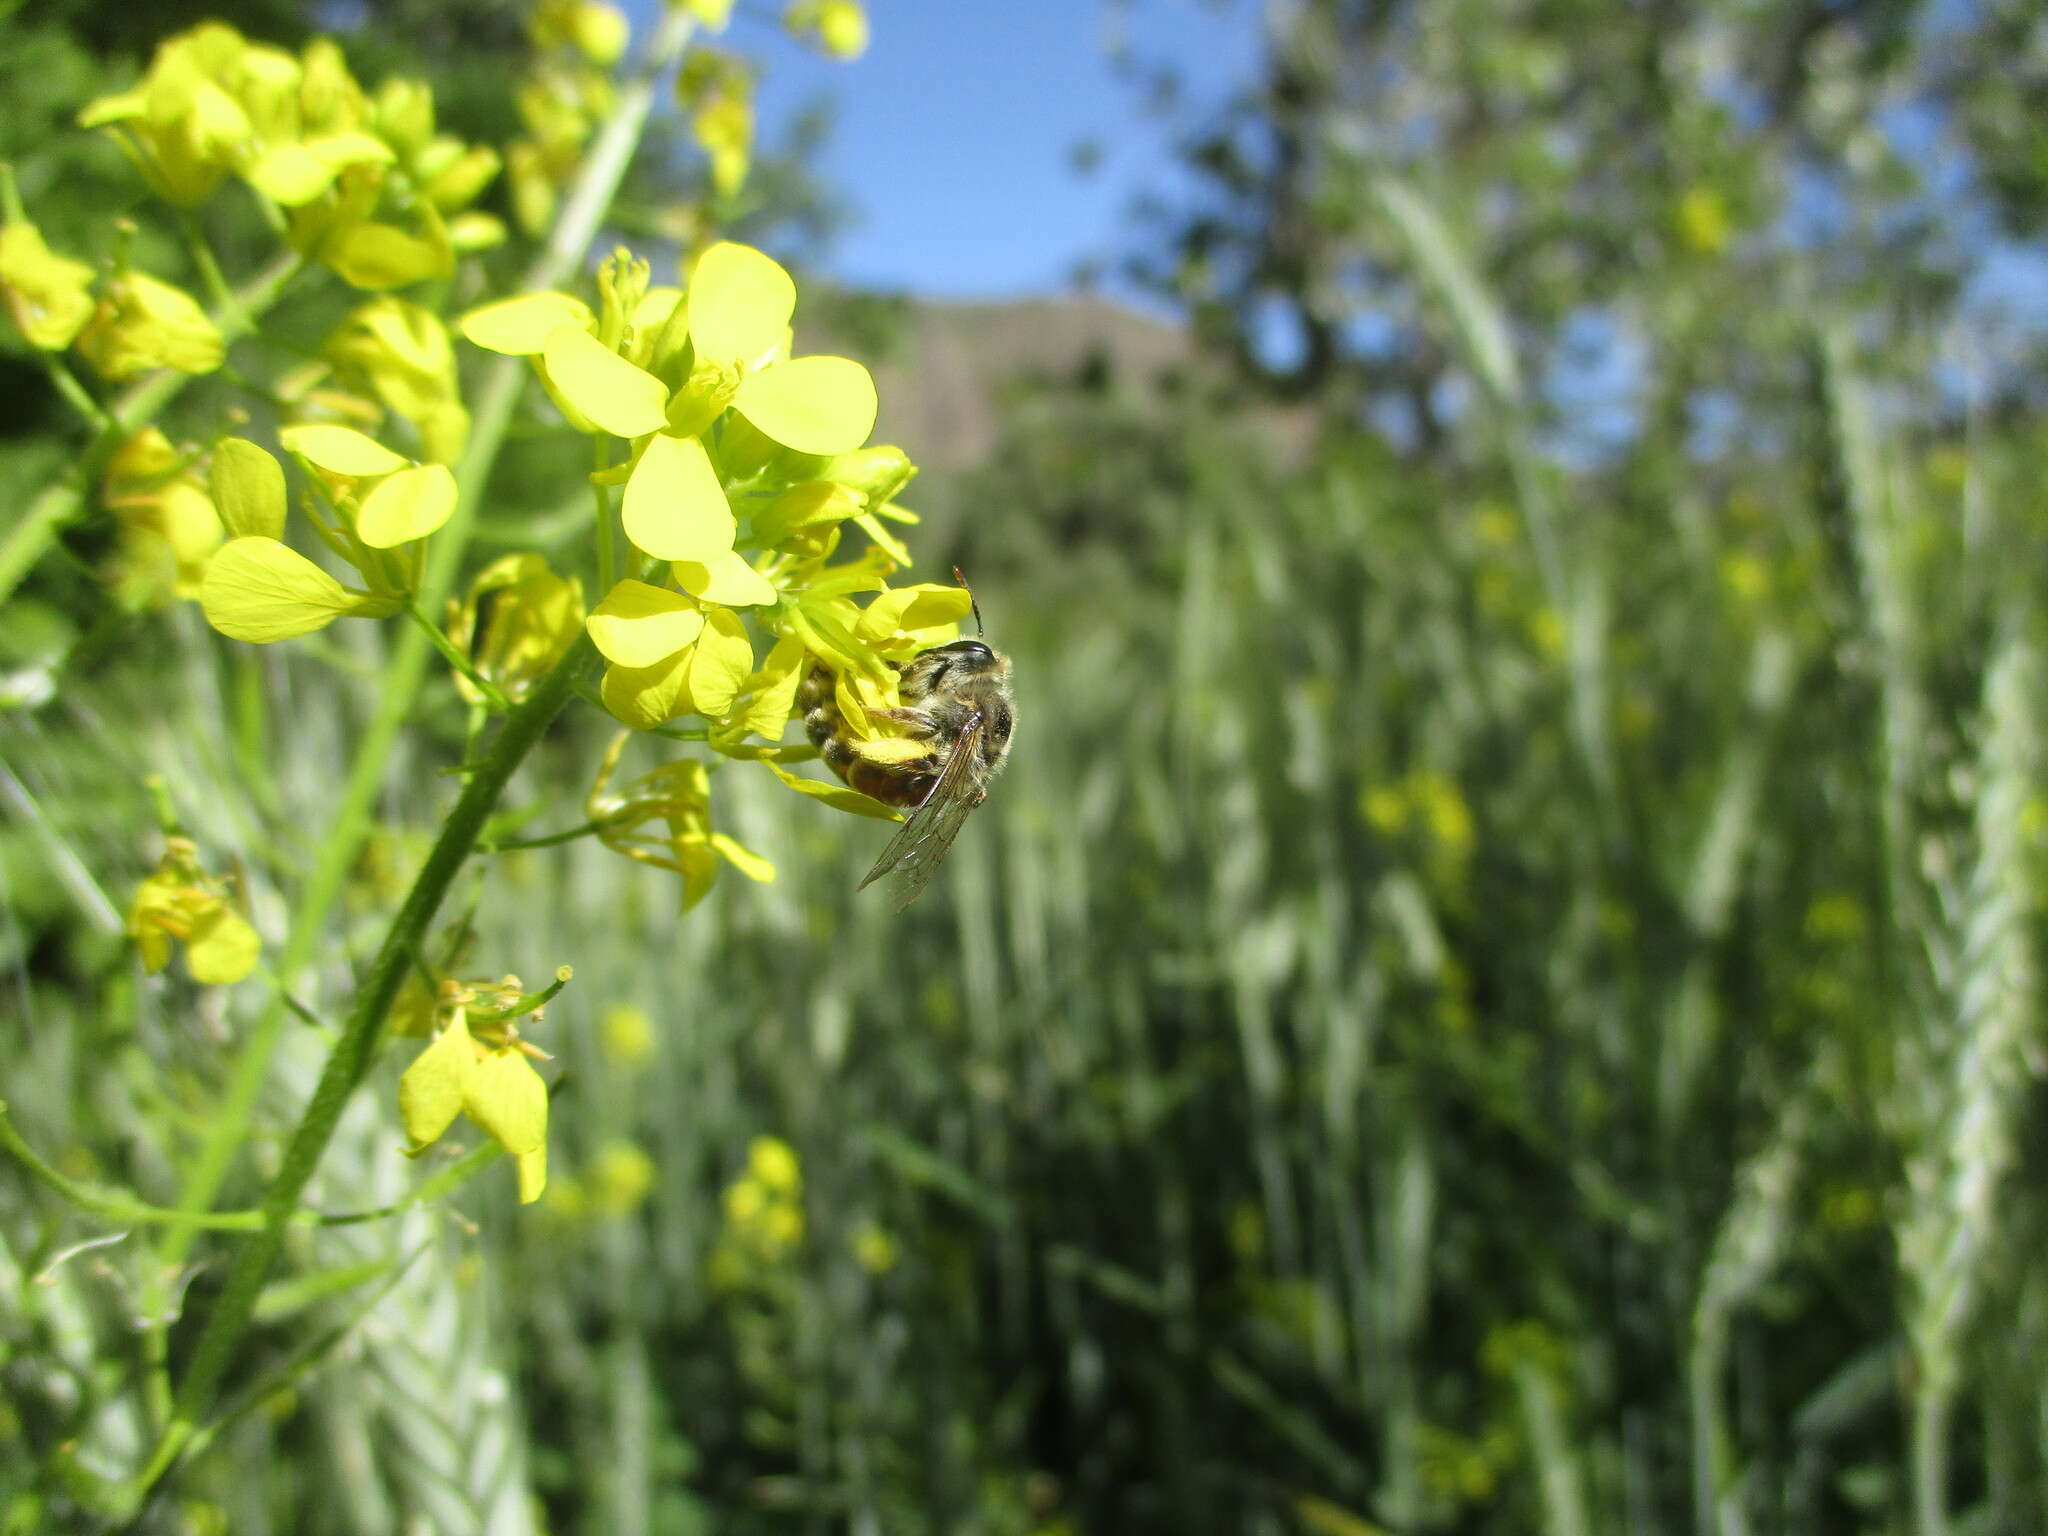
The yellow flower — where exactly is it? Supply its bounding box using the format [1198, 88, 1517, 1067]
[322, 297, 469, 462]
[850, 1218, 897, 1274]
[101, 428, 225, 603]
[445, 553, 586, 708]
[587, 1139, 656, 1215]
[398, 1006, 551, 1203]
[599, 1002, 656, 1066]
[198, 425, 460, 645]
[784, 1, 869, 60]
[0, 221, 96, 351]
[78, 23, 256, 206]
[127, 835, 260, 985]
[747, 1135, 801, 1195]
[584, 733, 776, 906]
[75, 270, 225, 381]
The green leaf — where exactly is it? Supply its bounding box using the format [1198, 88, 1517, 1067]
[734, 355, 877, 454]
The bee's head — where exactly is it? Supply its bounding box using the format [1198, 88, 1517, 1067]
[901, 638, 1006, 692]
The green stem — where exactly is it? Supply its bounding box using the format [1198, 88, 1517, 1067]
[0, 1100, 504, 1232]
[121, 8, 698, 1502]
[407, 600, 509, 713]
[480, 818, 605, 853]
[153, 0, 699, 1272]
[37, 351, 111, 431]
[153, 634, 596, 1469]
[0, 249, 304, 606]
[593, 435, 617, 593]
[180, 212, 241, 323]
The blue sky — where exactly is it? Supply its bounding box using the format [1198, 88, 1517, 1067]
[639, 0, 1265, 300]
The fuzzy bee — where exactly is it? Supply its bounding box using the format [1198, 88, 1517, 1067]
[800, 577, 1014, 910]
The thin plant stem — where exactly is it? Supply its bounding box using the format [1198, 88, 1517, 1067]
[0, 1101, 504, 1232]
[150, 0, 697, 1282]
[594, 435, 617, 592]
[37, 351, 111, 431]
[180, 212, 242, 323]
[136, 635, 598, 1496]
[406, 600, 508, 712]
[481, 818, 606, 853]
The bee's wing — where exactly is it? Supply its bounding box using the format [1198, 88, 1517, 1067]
[858, 712, 987, 911]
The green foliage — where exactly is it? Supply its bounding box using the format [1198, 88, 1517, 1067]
[5, 0, 2048, 1533]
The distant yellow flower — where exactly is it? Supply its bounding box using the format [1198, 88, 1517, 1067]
[747, 1135, 801, 1195]
[600, 1002, 656, 1065]
[75, 270, 225, 381]
[127, 835, 259, 985]
[0, 221, 96, 351]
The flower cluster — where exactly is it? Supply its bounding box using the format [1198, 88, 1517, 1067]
[80, 23, 504, 287]
[709, 1134, 805, 1287]
[458, 238, 970, 869]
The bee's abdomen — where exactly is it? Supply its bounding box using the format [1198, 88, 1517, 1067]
[801, 665, 934, 809]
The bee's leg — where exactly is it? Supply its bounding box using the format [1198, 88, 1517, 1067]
[869, 706, 942, 738]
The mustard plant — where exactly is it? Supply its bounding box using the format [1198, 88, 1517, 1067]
[0, 0, 973, 1514]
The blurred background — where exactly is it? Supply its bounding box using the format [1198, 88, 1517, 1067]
[5, 0, 2048, 1532]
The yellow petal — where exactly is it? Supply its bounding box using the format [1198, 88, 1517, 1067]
[762, 758, 904, 819]
[686, 241, 796, 366]
[462, 1046, 548, 1155]
[355, 463, 457, 547]
[184, 903, 260, 985]
[210, 438, 287, 540]
[733, 355, 877, 454]
[244, 142, 341, 206]
[737, 634, 807, 739]
[622, 434, 735, 562]
[327, 219, 454, 292]
[672, 549, 776, 607]
[458, 291, 594, 355]
[400, 1013, 474, 1152]
[279, 424, 409, 477]
[601, 650, 694, 730]
[686, 606, 753, 717]
[516, 1144, 547, 1204]
[855, 583, 972, 644]
[585, 579, 705, 667]
[542, 325, 669, 437]
[710, 832, 775, 882]
[200, 537, 365, 643]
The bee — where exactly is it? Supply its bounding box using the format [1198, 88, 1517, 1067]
[800, 573, 1014, 910]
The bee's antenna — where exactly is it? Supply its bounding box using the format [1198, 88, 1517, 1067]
[952, 566, 984, 637]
